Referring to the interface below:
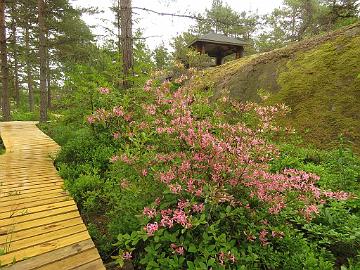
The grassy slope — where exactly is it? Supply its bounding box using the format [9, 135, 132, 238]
[195, 23, 360, 152]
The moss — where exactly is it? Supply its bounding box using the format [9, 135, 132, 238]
[271, 35, 360, 151]
[194, 23, 360, 153]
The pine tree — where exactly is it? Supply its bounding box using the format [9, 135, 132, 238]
[120, 0, 133, 88]
[38, 0, 47, 122]
[0, 0, 10, 121]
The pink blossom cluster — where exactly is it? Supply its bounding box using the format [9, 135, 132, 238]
[170, 243, 185, 255]
[135, 78, 349, 234]
[144, 222, 159, 236]
[142, 104, 157, 115]
[218, 251, 236, 265]
[122, 251, 132, 260]
[144, 79, 153, 92]
[99, 87, 110, 94]
[91, 76, 350, 254]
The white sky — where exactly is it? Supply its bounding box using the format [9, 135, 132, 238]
[71, 0, 283, 50]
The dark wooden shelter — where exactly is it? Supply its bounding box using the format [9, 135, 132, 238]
[188, 33, 247, 65]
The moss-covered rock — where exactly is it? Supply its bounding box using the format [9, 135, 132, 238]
[196, 23, 360, 152]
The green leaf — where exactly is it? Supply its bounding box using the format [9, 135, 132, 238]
[207, 258, 216, 266]
[188, 243, 197, 253]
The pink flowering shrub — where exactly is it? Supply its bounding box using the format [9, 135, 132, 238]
[86, 73, 350, 269]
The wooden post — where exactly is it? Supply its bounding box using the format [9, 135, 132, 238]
[236, 46, 244, 59]
[215, 55, 223, 66]
[196, 43, 202, 54]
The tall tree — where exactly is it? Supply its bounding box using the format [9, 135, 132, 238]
[120, 0, 133, 88]
[38, 0, 47, 122]
[25, 21, 34, 112]
[153, 43, 170, 70]
[10, 1, 20, 106]
[46, 30, 51, 108]
[0, 0, 10, 121]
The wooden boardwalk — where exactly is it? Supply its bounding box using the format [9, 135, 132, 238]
[0, 122, 105, 270]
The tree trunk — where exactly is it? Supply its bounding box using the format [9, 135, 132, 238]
[11, 1, 20, 106]
[120, 0, 133, 88]
[117, 0, 122, 88]
[38, 0, 47, 122]
[0, 0, 11, 121]
[25, 23, 34, 112]
[46, 31, 51, 109]
[11, 3, 19, 106]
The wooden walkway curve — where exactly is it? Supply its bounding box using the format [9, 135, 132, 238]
[0, 122, 105, 270]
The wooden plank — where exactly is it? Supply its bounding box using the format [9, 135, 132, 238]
[0, 180, 63, 191]
[1, 224, 87, 253]
[0, 230, 91, 265]
[0, 186, 64, 199]
[0, 217, 83, 245]
[0, 204, 78, 227]
[0, 211, 80, 234]
[37, 248, 101, 270]
[72, 259, 106, 270]
[0, 176, 62, 185]
[0, 200, 75, 220]
[0, 188, 67, 203]
[2, 239, 95, 270]
[0, 182, 63, 194]
[0, 196, 70, 214]
[0, 193, 69, 209]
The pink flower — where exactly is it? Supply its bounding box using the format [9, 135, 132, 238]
[110, 155, 119, 163]
[120, 179, 130, 189]
[99, 87, 110, 94]
[120, 154, 133, 164]
[144, 79, 153, 92]
[259, 229, 269, 246]
[143, 104, 157, 115]
[271, 231, 284, 239]
[170, 244, 185, 255]
[175, 246, 184, 255]
[194, 188, 203, 197]
[143, 207, 156, 218]
[154, 197, 161, 205]
[159, 170, 175, 184]
[142, 169, 148, 176]
[123, 251, 132, 260]
[304, 204, 319, 220]
[144, 222, 159, 236]
[124, 114, 132, 122]
[172, 209, 189, 227]
[218, 252, 225, 265]
[169, 184, 182, 194]
[192, 203, 204, 213]
[113, 132, 120, 139]
[113, 106, 124, 117]
[160, 213, 174, 228]
[86, 115, 96, 124]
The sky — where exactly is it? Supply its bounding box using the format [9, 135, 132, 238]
[71, 0, 283, 50]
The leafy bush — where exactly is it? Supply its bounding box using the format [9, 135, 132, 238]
[47, 72, 360, 268]
[75, 75, 358, 269]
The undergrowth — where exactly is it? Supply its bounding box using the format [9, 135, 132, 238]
[41, 73, 360, 269]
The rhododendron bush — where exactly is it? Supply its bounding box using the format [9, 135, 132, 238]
[85, 73, 352, 269]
